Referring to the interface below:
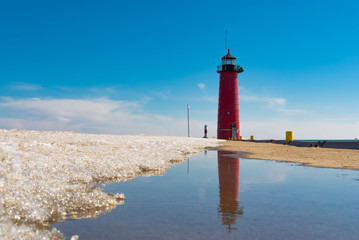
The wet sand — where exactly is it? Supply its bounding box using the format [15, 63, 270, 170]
[217, 141, 359, 170]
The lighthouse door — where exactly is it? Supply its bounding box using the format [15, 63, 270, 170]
[231, 126, 237, 140]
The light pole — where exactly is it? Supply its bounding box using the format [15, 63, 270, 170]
[187, 104, 190, 137]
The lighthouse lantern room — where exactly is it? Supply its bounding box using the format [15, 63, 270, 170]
[217, 49, 244, 140]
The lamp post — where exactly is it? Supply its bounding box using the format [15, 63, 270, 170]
[187, 104, 190, 137]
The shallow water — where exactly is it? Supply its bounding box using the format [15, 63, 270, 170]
[55, 150, 359, 239]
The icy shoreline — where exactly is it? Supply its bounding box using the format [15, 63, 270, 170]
[0, 129, 220, 239]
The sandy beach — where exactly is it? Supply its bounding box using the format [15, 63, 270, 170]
[217, 141, 359, 170]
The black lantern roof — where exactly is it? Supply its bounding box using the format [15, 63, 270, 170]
[221, 49, 236, 60]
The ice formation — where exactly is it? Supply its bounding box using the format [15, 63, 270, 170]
[0, 129, 220, 239]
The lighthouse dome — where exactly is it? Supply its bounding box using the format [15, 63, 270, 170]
[221, 49, 236, 60]
[217, 49, 243, 73]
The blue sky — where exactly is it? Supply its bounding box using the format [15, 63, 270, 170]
[1, 0, 359, 139]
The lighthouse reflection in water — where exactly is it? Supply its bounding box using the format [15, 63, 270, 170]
[56, 150, 359, 239]
[217, 151, 243, 232]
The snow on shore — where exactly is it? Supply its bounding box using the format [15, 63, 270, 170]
[0, 129, 220, 239]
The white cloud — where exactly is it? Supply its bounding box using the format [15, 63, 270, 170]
[266, 97, 286, 107]
[240, 95, 285, 107]
[197, 83, 206, 92]
[1, 97, 356, 140]
[0, 97, 142, 123]
[0, 97, 213, 137]
[8, 82, 42, 91]
[275, 108, 306, 114]
[240, 94, 304, 115]
[89, 87, 118, 95]
[0, 98, 149, 132]
[152, 91, 172, 99]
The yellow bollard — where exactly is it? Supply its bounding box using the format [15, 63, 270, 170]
[240, 136, 243, 140]
[286, 131, 293, 141]
[234, 137, 237, 141]
[250, 135, 254, 141]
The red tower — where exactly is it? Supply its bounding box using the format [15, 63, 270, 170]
[217, 49, 244, 140]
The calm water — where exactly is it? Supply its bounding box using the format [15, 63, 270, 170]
[294, 139, 359, 142]
[55, 150, 359, 239]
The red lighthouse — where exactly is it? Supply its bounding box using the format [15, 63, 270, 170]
[217, 49, 244, 140]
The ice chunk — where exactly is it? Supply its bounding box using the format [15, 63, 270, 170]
[0, 129, 220, 239]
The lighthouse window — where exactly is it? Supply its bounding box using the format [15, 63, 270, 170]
[222, 59, 236, 65]
[224, 60, 235, 65]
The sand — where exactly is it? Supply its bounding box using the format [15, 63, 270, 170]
[217, 141, 359, 170]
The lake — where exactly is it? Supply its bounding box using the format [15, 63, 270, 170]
[55, 150, 359, 239]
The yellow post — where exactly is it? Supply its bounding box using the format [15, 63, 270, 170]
[250, 135, 254, 141]
[239, 136, 243, 140]
[286, 131, 293, 141]
[234, 137, 237, 141]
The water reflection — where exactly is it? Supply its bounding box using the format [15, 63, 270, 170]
[55, 150, 359, 240]
[217, 151, 244, 232]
